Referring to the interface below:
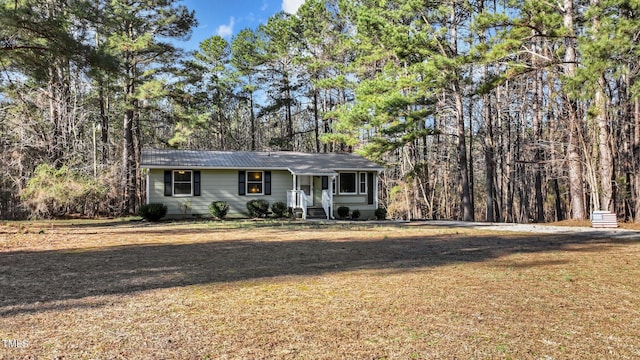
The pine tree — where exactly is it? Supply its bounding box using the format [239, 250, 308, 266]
[102, 0, 196, 214]
[174, 36, 236, 149]
[231, 28, 265, 151]
[257, 12, 302, 150]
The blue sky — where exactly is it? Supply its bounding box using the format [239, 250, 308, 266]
[177, 0, 306, 51]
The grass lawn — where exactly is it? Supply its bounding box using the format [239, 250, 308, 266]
[1, 220, 639, 359]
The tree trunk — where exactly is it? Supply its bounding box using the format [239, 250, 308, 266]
[250, 90, 256, 151]
[533, 65, 544, 222]
[634, 97, 640, 222]
[122, 59, 137, 215]
[484, 93, 497, 222]
[283, 64, 294, 150]
[48, 60, 70, 166]
[563, 0, 586, 219]
[218, 108, 226, 150]
[590, 1, 614, 212]
[455, 89, 473, 221]
[450, 6, 473, 221]
[313, 90, 320, 153]
[478, 0, 497, 223]
[503, 83, 515, 222]
[132, 98, 142, 210]
[99, 78, 110, 165]
[495, 84, 504, 222]
[122, 108, 135, 215]
[516, 112, 530, 222]
[468, 95, 475, 219]
[596, 74, 613, 211]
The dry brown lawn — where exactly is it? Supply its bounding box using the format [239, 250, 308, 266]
[1, 220, 639, 359]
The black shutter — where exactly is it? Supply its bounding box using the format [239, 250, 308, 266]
[367, 172, 374, 205]
[264, 171, 272, 195]
[322, 176, 329, 190]
[164, 170, 172, 196]
[193, 171, 201, 196]
[238, 171, 246, 195]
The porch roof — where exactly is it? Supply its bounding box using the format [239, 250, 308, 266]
[141, 149, 383, 174]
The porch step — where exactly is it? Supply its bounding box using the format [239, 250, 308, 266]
[306, 207, 327, 219]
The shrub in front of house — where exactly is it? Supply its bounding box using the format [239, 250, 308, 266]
[375, 207, 387, 220]
[209, 201, 229, 220]
[138, 203, 167, 222]
[247, 199, 270, 218]
[351, 209, 361, 220]
[337, 206, 350, 219]
[271, 201, 288, 218]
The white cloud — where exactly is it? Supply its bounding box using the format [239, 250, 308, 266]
[282, 0, 305, 14]
[261, 0, 269, 12]
[216, 17, 235, 38]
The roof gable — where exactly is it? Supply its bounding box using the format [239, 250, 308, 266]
[141, 149, 383, 174]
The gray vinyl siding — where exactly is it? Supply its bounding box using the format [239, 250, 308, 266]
[147, 169, 292, 217]
[332, 171, 378, 219]
[333, 195, 377, 219]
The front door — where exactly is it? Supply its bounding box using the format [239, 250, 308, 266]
[297, 176, 314, 206]
[313, 176, 323, 206]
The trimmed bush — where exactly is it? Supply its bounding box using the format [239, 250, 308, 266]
[209, 201, 229, 219]
[138, 203, 167, 222]
[247, 199, 270, 218]
[337, 206, 350, 219]
[271, 201, 288, 218]
[374, 207, 387, 220]
[351, 209, 361, 220]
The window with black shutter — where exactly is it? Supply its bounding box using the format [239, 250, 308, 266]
[193, 171, 201, 196]
[264, 171, 271, 195]
[164, 170, 172, 196]
[238, 171, 246, 195]
[173, 170, 193, 196]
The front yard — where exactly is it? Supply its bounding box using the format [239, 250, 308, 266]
[1, 220, 639, 359]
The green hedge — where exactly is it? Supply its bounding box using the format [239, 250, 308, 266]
[337, 206, 350, 219]
[271, 201, 288, 218]
[247, 199, 270, 218]
[209, 201, 229, 219]
[138, 203, 168, 222]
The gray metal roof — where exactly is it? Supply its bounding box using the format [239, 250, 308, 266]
[141, 149, 383, 175]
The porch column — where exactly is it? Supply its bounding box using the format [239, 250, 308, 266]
[329, 174, 336, 219]
[145, 169, 150, 205]
[374, 171, 379, 209]
[292, 174, 297, 191]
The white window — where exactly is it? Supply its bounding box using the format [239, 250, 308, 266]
[339, 172, 357, 194]
[332, 177, 337, 195]
[359, 172, 367, 194]
[173, 170, 192, 196]
[247, 171, 264, 195]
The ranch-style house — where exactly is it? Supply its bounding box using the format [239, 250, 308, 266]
[141, 149, 384, 219]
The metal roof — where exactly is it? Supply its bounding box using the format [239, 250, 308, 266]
[141, 149, 384, 175]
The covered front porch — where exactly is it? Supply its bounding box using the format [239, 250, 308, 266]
[286, 172, 336, 220]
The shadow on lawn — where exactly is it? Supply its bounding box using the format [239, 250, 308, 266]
[1, 225, 638, 315]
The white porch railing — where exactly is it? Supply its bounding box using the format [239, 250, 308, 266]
[287, 190, 308, 219]
[322, 189, 332, 219]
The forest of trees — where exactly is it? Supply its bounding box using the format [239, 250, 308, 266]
[1, 0, 639, 222]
